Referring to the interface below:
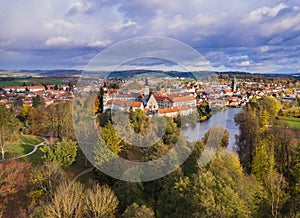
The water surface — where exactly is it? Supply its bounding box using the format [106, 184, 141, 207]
[183, 107, 242, 151]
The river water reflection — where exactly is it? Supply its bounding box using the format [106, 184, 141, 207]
[183, 107, 243, 151]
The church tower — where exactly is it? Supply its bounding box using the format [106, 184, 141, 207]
[231, 77, 237, 92]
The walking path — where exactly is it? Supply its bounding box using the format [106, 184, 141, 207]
[4, 135, 49, 161]
[71, 167, 94, 183]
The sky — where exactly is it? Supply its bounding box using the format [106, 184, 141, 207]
[0, 0, 300, 73]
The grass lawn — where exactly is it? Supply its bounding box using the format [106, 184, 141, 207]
[22, 146, 45, 166]
[279, 116, 300, 130]
[6, 143, 34, 158]
[20, 135, 44, 144]
[5, 135, 44, 160]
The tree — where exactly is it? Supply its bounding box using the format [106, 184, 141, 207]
[129, 108, 148, 133]
[21, 104, 31, 119]
[32, 95, 42, 108]
[41, 139, 77, 168]
[97, 86, 105, 114]
[28, 107, 47, 135]
[197, 100, 211, 121]
[259, 96, 280, 118]
[0, 105, 21, 160]
[0, 160, 31, 216]
[98, 109, 112, 127]
[28, 161, 65, 204]
[122, 203, 155, 218]
[112, 181, 145, 213]
[193, 151, 263, 217]
[13, 96, 24, 107]
[259, 109, 270, 132]
[204, 126, 229, 148]
[100, 121, 122, 155]
[163, 117, 179, 145]
[262, 172, 289, 217]
[158, 151, 263, 217]
[45, 181, 85, 218]
[235, 108, 260, 172]
[85, 183, 118, 217]
[43, 181, 118, 218]
[252, 135, 275, 182]
[46, 102, 74, 139]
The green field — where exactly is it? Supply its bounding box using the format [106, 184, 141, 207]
[0, 77, 71, 88]
[279, 116, 300, 130]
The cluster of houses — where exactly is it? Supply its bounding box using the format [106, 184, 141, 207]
[1, 75, 299, 116]
[103, 86, 197, 117]
[0, 84, 73, 108]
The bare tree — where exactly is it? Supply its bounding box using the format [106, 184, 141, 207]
[85, 183, 119, 218]
[45, 181, 85, 218]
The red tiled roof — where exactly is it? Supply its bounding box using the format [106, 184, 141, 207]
[106, 99, 131, 107]
[171, 96, 195, 102]
[28, 86, 44, 89]
[131, 101, 142, 107]
[177, 105, 190, 111]
[154, 95, 171, 101]
[158, 107, 179, 114]
[223, 89, 233, 93]
[107, 89, 123, 94]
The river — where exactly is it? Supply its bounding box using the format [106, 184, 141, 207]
[183, 107, 243, 151]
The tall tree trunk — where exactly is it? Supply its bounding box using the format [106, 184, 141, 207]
[1, 147, 5, 160]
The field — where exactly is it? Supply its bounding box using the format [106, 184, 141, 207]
[279, 116, 300, 130]
[0, 76, 76, 88]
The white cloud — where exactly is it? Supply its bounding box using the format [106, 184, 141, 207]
[87, 40, 112, 47]
[243, 3, 287, 24]
[168, 15, 190, 30]
[112, 20, 140, 34]
[45, 37, 72, 47]
[45, 19, 78, 30]
[261, 12, 300, 36]
[236, 61, 251, 67]
[66, 1, 94, 15]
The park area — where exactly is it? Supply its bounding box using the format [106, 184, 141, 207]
[5, 135, 45, 164]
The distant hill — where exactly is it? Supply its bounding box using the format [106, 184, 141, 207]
[107, 70, 196, 79]
[218, 71, 300, 79]
[0, 69, 299, 79]
[20, 70, 83, 77]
